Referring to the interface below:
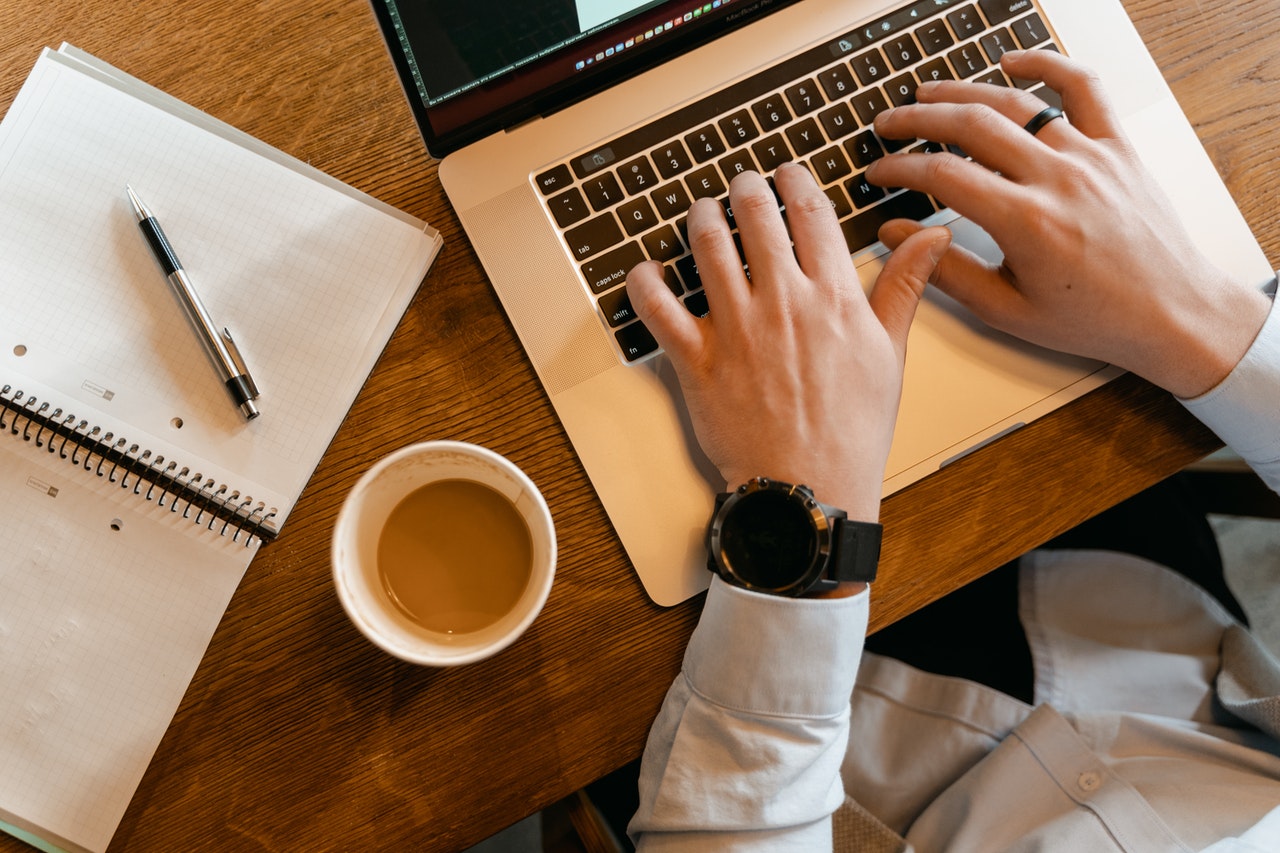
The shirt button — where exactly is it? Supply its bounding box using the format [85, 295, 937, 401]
[1077, 771, 1102, 792]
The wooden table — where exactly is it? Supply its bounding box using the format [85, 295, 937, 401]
[1, 0, 1275, 850]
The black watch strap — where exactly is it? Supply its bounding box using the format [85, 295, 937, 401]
[828, 516, 881, 584]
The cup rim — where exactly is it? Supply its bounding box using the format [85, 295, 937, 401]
[331, 440, 556, 666]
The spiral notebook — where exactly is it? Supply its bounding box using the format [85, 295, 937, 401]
[0, 46, 441, 853]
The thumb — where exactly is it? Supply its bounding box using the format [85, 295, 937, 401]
[867, 226, 951, 357]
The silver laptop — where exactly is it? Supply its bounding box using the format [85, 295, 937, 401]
[371, 0, 1272, 605]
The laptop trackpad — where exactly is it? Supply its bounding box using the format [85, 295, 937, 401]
[857, 216, 1107, 487]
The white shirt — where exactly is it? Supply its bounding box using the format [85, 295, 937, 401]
[631, 291, 1280, 851]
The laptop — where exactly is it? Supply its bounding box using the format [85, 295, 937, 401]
[370, 0, 1273, 605]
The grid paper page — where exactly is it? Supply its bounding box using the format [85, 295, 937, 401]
[0, 48, 440, 518]
[0, 442, 251, 853]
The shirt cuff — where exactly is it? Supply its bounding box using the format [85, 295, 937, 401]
[682, 576, 869, 719]
[1180, 286, 1280, 471]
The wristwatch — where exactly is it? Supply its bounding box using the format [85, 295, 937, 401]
[706, 477, 881, 596]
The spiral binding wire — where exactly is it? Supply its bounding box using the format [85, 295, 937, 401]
[1, 384, 278, 544]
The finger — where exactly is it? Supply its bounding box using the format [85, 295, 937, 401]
[864, 149, 1022, 228]
[686, 194, 749, 314]
[727, 169, 793, 289]
[879, 221, 1025, 331]
[874, 96, 1060, 181]
[867, 226, 952, 358]
[1000, 50, 1126, 140]
[625, 260, 702, 364]
[775, 162, 853, 285]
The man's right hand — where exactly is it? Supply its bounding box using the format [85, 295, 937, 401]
[867, 50, 1272, 400]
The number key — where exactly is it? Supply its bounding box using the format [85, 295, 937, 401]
[653, 141, 693, 179]
[618, 157, 658, 194]
[818, 65, 857, 101]
[751, 95, 793, 130]
[784, 79, 825, 115]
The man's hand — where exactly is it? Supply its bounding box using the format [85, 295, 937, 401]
[626, 163, 949, 522]
[867, 50, 1271, 399]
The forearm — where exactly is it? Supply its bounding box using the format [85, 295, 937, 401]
[629, 578, 869, 850]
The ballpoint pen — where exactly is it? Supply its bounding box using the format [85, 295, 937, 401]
[126, 185, 261, 420]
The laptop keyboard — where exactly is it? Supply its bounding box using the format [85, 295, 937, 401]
[534, 0, 1062, 363]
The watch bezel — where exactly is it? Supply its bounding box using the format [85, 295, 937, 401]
[707, 477, 836, 596]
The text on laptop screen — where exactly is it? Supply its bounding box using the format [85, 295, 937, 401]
[373, 0, 801, 156]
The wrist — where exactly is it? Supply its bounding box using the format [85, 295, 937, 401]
[1140, 274, 1272, 399]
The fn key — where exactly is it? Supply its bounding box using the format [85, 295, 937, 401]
[615, 321, 658, 361]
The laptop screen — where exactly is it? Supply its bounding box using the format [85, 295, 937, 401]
[372, 0, 802, 157]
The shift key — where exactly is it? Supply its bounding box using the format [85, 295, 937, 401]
[582, 242, 646, 294]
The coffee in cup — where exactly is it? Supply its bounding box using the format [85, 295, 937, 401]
[332, 441, 555, 666]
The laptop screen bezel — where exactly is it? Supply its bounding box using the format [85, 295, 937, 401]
[369, 0, 805, 159]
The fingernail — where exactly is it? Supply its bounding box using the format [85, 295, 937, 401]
[1001, 49, 1026, 62]
[928, 232, 952, 265]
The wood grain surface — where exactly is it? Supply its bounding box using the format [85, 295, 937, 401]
[0, 0, 1274, 849]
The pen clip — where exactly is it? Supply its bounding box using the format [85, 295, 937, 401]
[221, 328, 261, 400]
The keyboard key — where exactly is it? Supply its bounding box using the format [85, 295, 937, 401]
[845, 174, 887, 209]
[615, 321, 658, 361]
[565, 212, 623, 260]
[818, 65, 857, 100]
[642, 224, 684, 262]
[811, 147, 853, 184]
[784, 79, 825, 115]
[1012, 13, 1050, 48]
[947, 5, 984, 39]
[980, 28, 1018, 63]
[536, 164, 573, 195]
[653, 141, 693, 179]
[547, 187, 590, 228]
[1030, 84, 1063, 110]
[785, 118, 825, 156]
[917, 21, 955, 55]
[974, 68, 1010, 87]
[720, 148, 758, 182]
[598, 287, 638, 327]
[581, 241, 645, 293]
[917, 57, 955, 83]
[979, 0, 1033, 26]
[618, 156, 659, 194]
[683, 290, 710, 318]
[823, 184, 854, 219]
[948, 43, 988, 78]
[583, 173, 624, 211]
[686, 164, 727, 200]
[850, 88, 891, 125]
[839, 191, 935, 253]
[674, 253, 701, 290]
[885, 34, 923, 70]
[818, 102, 858, 141]
[844, 131, 885, 169]
[618, 196, 659, 235]
[719, 110, 760, 146]
[651, 181, 694, 219]
[851, 49, 890, 86]
[686, 125, 727, 163]
[752, 134, 793, 171]
[752, 95, 793, 130]
[885, 73, 919, 107]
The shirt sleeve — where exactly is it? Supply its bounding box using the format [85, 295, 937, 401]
[1180, 285, 1280, 493]
[629, 576, 869, 852]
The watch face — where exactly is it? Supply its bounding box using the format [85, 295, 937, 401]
[721, 488, 818, 590]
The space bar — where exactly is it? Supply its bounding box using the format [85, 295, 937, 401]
[840, 192, 936, 255]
